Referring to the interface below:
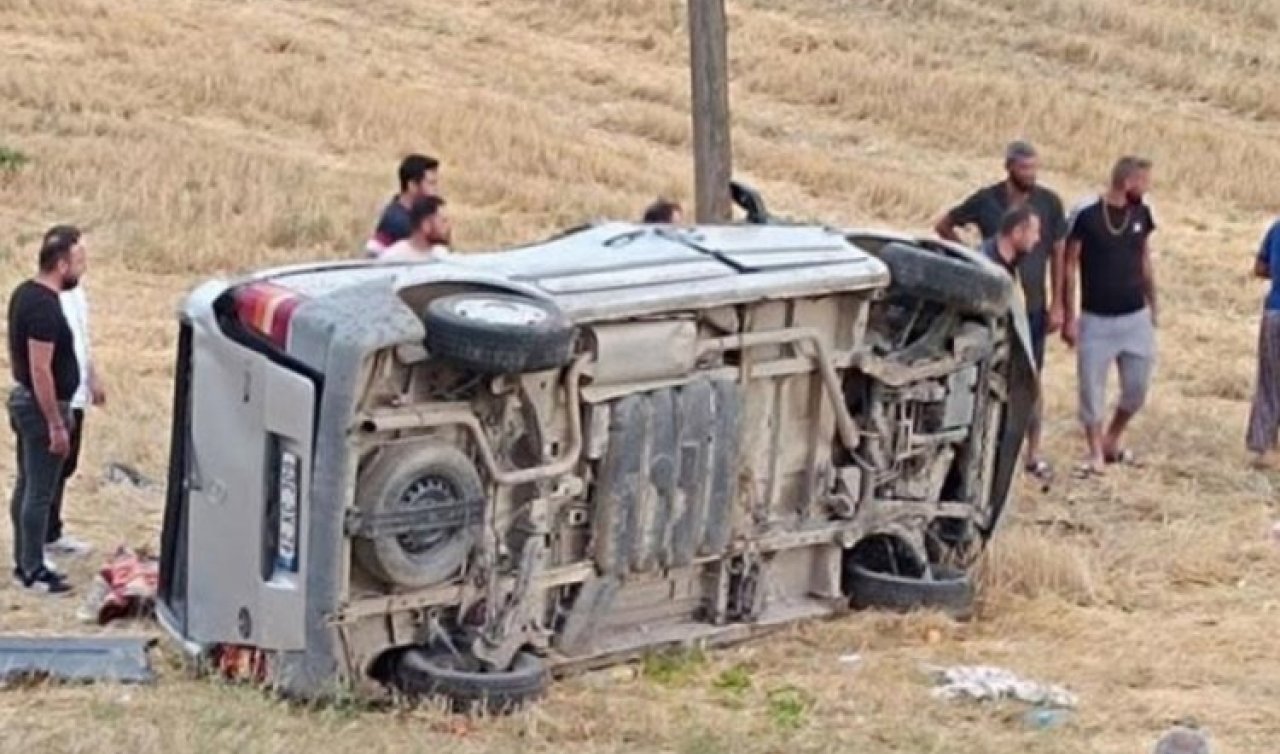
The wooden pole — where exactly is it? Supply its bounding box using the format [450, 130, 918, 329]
[688, 0, 733, 223]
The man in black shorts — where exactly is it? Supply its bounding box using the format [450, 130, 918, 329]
[364, 154, 440, 258]
[8, 226, 86, 594]
[1062, 157, 1158, 476]
[936, 140, 1067, 480]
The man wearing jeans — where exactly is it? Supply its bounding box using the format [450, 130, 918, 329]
[936, 140, 1067, 480]
[47, 234, 106, 560]
[1062, 157, 1158, 476]
[8, 226, 85, 594]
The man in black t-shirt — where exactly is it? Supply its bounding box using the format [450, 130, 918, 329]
[937, 141, 1067, 480]
[7, 226, 85, 594]
[1062, 157, 1158, 476]
[363, 154, 441, 258]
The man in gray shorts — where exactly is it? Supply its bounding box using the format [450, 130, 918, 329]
[1062, 157, 1158, 475]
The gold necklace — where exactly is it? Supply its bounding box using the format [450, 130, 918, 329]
[1103, 200, 1130, 236]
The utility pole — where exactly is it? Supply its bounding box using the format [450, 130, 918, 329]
[688, 0, 733, 223]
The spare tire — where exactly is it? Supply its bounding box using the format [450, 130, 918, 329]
[424, 292, 576, 374]
[392, 648, 547, 714]
[846, 563, 974, 620]
[876, 242, 1012, 318]
[353, 442, 484, 590]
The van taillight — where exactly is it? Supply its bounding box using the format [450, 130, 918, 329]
[234, 283, 301, 349]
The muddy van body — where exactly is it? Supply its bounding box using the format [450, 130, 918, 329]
[157, 220, 1036, 707]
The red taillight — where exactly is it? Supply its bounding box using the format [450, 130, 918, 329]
[234, 282, 302, 349]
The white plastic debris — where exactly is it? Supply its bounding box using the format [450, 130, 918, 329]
[838, 654, 862, 666]
[925, 665, 1078, 708]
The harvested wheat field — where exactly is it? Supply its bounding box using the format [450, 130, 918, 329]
[2, 0, 1279, 752]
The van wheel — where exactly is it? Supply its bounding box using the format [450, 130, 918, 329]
[424, 292, 576, 374]
[845, 563, 974, 620]
[353, 443, 484, 590]
[392, 648, 547, 714]
[876, 242, 1012, 318]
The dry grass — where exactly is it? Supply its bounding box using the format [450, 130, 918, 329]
[2, 0, 1279, 752]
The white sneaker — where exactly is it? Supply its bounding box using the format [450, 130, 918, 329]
[46, 535, 93, 558]
[44, 556, 59, 573]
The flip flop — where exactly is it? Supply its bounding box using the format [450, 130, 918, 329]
[1024, 459, 1053, 478]
[1104, 448, 1143, 468]
[1072, 461, 1106, 480]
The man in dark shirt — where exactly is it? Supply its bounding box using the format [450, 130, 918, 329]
[1062, 156, 1158, 476]
[364, 154, 440, 258]
[938, 141, 1066, 479]
[8, 226, 86, 594]
[980, 205, 1041, 278]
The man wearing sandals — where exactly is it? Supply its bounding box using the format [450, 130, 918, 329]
[1062, 156, 1158, 475]
[936, 140, 1067, 483]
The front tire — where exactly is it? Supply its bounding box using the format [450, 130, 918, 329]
[875, 242, 1012, 318]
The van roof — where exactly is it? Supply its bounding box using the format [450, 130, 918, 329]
[247, 222, 890, 322]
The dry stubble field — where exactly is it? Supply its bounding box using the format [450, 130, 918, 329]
[2, 0, 1279, 752]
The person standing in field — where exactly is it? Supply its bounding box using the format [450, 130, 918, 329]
[379, 196, 453, 262]
[1246, 217, 1280, 469]
[642, 199, 684, 224]
[1061, 156, 1159, 477]
[981, 206, 1042, 277]
[46, 225, 106, 562]
[364, 154, 440, 258]
[8, 226, 86, 594]
[935, 140, 1067, 482]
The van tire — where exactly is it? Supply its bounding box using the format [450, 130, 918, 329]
[393, 649, 547, 713]
[846, 564, 974, 620]
[876, 242, 1012, 318]
[353, 443, 484, 590]
[424, 292, 576, 374]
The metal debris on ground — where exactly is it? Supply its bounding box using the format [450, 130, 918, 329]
[925, 665, 1078, 708]
[102, 462, 156, 489]
[76, 546, 159, 625]
[0, 636, 155, 686]
[1022, 707, 1073, 729]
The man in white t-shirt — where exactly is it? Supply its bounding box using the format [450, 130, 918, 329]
[380, 195, 453, 262]
[47, 278, 106, 558]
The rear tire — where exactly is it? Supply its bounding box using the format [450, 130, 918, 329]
[424, 292, 576, 374]
[876, 242, 1011, 318]
[392, 649, 547, 714]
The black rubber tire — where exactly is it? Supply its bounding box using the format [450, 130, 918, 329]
[876, 242, 1012, 318]
[393, 649, 547, 714]
[846, 564, 974, 619]
[424, 292, 576, 374]
[353, 443, 483, 590]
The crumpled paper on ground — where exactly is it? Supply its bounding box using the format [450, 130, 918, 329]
[76, 547, 159, 625]
[925, 665, 1078, 708]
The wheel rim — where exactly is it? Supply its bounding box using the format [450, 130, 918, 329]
[451, 297, 548, 326]
[397, 475, 463, 555]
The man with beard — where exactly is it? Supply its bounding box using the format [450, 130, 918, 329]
[8, 225, 86, 594]
[47, 224, 106, 563]
[936, 140, 1067, 482]
[982, 205, 1042, 278]
[379, 196, 453, 262]
[364, 154, 440, 258]
[1061, 156, 1158, 477]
